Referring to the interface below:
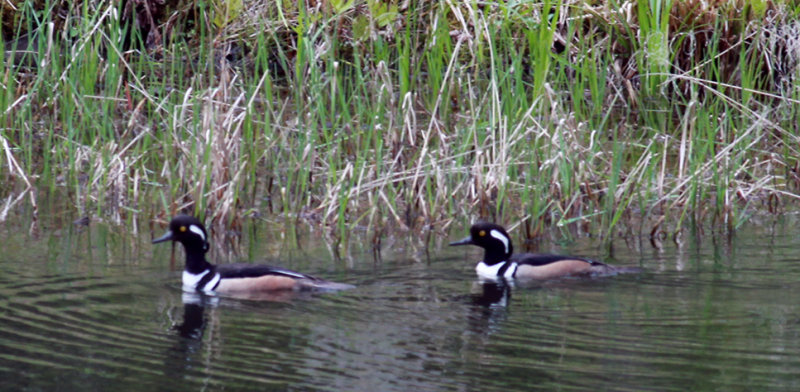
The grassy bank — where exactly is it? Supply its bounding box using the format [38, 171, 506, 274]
[1, 0, 800, 244]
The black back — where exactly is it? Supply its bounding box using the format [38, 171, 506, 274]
[511, 253, 602, 267]
[216, 263, 321, 281]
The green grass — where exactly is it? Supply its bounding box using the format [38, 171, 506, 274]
[1, 0, 800, 243]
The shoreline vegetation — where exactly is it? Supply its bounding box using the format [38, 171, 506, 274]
[2, 0, 800, 245]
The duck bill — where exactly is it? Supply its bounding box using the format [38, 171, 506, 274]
[449, 236, 474, 246]
[152, 231, 174, 244]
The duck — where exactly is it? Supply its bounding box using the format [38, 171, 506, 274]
[153, 215, 354, 294]
[450, 222, 637, 281]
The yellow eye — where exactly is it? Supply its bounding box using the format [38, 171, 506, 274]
[180, 226, 187, 232]
[479, 230, 486, 237]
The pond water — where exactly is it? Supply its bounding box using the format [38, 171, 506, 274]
[3, 210, 800, 391]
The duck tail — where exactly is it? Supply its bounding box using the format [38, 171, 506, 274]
[608, 265, 642, 275]
[297, 279, 356, 292]
[590, 262, 642, 276]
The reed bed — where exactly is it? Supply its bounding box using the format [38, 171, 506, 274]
[1, 0, 800, 244]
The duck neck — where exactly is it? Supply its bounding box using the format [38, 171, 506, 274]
[483, 250, 511, 266]
[183, 246, 213, 274]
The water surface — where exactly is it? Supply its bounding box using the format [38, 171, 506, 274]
[3, 212, 800, 391]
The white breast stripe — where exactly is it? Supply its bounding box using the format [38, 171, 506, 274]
[189, 224, 206, 241]
[476, 261, 504, 280]
[476, 261, 517, 280]
[183, 269, 209, 290]
[203, 273, 221, 292]
[504, 262, 518, 278]
[490, 230, 509, 254]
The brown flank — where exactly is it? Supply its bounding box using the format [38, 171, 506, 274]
[215, 275, 301, 292]
[515, 259, 599, 280]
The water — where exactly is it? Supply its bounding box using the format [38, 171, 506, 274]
[3, 212, 800, 391]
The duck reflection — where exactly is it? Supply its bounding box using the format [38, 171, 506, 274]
[168, 288, 333, 345]
[163, 291, 220, 384]
[174, 302, 205, 339]
[173, 292, 217, 339]
[466, 281, 512, 336]
[471, 280, 512, 307]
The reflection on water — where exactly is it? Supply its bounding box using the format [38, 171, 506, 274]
[4, 213, 800, 391]
[163, 293, 216, 391]
[173, 293, 213, 339]
[466, 282, 512, 338]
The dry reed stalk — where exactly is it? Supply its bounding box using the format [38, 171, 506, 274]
[183, 75, 247, 226]
[2, 0, 800, 238]
[0, 133, 37, 221]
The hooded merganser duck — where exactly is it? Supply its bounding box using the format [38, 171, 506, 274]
[450, 222, 637, 281]
[153, 215, 354, 294]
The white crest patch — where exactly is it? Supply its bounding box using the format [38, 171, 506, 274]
[489, 229, 510, 254]
[189, 224, 206, 241]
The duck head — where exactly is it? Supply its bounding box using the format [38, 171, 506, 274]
[152, 215, 210, 253]
[449, 222, 513, 265]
